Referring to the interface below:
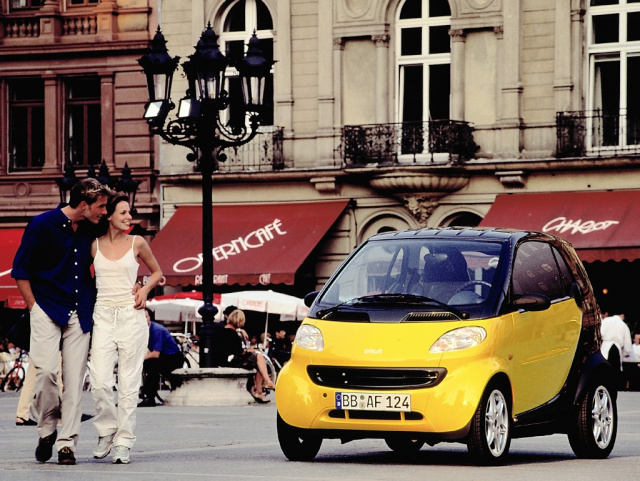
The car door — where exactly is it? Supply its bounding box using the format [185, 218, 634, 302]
[508, 241, 582, 415]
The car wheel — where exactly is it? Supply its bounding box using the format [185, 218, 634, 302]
[568, 382, 617, 458]
[384, 437, 425, 453]
[277, 413, 322, 461]
[467, 387, 511, 465]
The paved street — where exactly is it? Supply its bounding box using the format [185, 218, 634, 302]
[0, 389, 639, 481]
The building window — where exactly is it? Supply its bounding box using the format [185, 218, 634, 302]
[396, 0, 451, 124]
[9, 78, 45, 171]
[218, 0, 275, 127]
[588, 0, 640, 150]
[68, 0, 99, 6]
[66, 77, 101, 167]
[10, 0, 43, 9]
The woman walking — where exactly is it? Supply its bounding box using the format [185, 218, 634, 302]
[89, 192, 162, 464]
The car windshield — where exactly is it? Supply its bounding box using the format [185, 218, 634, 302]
[313, 237, 508, 321]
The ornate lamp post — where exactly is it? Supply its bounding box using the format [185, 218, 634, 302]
[56, 162, 79, 204]
[138, 25, 273, 367]
[56, 161, 140, 209]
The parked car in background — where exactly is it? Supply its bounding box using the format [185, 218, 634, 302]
[276, 227, 617, 465]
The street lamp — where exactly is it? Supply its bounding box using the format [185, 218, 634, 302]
[138, 24, 274, 367]
[116, 163, 141, 214]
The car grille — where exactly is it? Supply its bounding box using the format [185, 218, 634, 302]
[307, 366, 446, 390]
[328, 410, 424, 421]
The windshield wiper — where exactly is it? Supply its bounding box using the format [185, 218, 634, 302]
[316, 299, 358, 320]
[316, 294, 468, 320]
[355, 294, 469, 319]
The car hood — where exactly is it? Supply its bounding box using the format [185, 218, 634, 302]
[296, 318, 468, 367]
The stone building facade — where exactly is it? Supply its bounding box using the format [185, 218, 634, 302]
[3, 0, 640, 323]
[149, 0, 640, 323]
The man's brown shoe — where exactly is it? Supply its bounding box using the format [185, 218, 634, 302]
[35, 430, 57, 463]
[58, 446, 76, 465]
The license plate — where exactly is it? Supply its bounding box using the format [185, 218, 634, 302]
[335, 392, 411, 412]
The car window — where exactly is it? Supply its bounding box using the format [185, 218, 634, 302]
[551, 245, 575, 293]
[320, 238, 503, 306]
[512, 241, 568, 301]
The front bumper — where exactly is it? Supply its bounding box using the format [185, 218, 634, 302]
[275, 353, 501, 439]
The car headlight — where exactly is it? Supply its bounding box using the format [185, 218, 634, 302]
[295, 325, 324, 351]
[429, 326, 486, 353]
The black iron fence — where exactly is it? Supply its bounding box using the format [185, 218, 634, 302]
[341, 119, 478, 165]
[218, 126, 287, 171]
[556, 110, 640, 157]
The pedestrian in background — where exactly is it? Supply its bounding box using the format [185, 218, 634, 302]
[11, 178, 110, 465]
[89, 192, 162, 465]
[601, 312, 634, 389]
[138, 308, 184, 407]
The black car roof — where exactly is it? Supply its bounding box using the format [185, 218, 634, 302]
[367, 226, 559, 245]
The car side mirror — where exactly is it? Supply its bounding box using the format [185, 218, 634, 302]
[304, 291, 319, 308]
[512, 293, 551, 312]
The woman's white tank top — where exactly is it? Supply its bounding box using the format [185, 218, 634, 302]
[94, 236, 139, 306]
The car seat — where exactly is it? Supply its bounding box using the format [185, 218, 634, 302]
[416, 249, 470, 303]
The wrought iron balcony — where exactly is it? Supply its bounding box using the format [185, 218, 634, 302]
[556, 109, 640, 157]
[341, 119, 478, 165]
[217, 126, 286, 172]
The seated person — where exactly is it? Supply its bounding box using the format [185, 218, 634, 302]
[138, 308, 184, 407]
[269, 327, 291, 368]
[211, 309, 276, 403]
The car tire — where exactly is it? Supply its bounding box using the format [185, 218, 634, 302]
[384, 437, 425, 454]
[277, 413, 322, 461]
[467, 386, 511, 465]
[568, 382, 617, 459]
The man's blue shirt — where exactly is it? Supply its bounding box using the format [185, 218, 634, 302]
[11, 206, 97, 333]
[148, 321, 180, 355]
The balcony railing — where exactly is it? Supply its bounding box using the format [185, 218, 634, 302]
[340, 119, 478, 165]
[217, 126, 286, 172]
[557, 109, 640, 157]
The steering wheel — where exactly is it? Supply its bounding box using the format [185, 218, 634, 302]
[453, 280, 492, 296]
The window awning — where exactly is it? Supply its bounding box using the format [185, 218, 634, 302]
[143, 201, 348, 286]
[0, 229, 24, 303]
[479, 190, 640, 262]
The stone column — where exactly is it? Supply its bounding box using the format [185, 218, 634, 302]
[100, 75, 115, 167]
[554, 1, 573, 113]
[42, 74, 58, 174]
[373, 33, 390, 124]
[450, 29, 466, 121]
[318, 1, 334, 133]
[333, 37, 345, 128]
[39, 0, 62, 41]
[275, 0, 293, 136]
[499, 0, 523, 157]
[95, 0, 118, 41]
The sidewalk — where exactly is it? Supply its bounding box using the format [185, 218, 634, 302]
[0, 389, 279, 480]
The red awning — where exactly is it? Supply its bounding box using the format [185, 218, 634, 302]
[479, 190, 640, 262]
[143, 201, 348, 286]
[0, 229, 24, 303]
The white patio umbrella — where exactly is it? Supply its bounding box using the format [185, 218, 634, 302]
[146, 297, 207, 334]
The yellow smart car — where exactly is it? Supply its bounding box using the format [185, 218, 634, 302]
[275, 227, 617, 465]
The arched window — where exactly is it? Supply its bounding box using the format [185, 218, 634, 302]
[218, 0, 275, 126]
[395, 0, 451, 124]
[588, 0, 640, 151]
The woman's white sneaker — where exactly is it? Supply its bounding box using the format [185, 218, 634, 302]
[93, 433, 115, 459]
[112, 445, 130, 464]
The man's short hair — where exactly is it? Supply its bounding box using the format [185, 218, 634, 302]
[223, 305, 238, 317]
[68, 178, 112, 208]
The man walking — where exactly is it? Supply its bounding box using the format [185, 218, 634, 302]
[11, 178, 111, 465]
